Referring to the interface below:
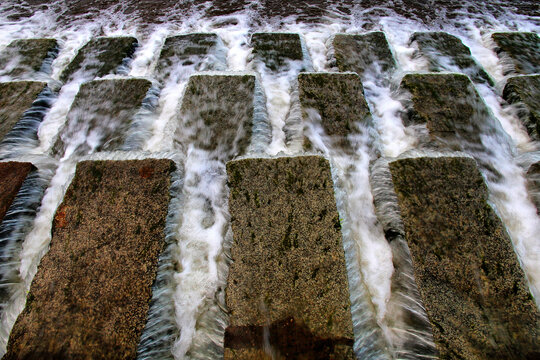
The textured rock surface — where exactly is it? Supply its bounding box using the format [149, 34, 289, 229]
[3, 159, 175, 360]
[0, 81, 47, 142]
[410, 32, 493, 84]
[156, 33, 224, 82]
[0, 162, 34, 224]
[177, 74, 255, 159]
[527, 162, 540, 213]
[0, 39, 58, 79]
[332, 32, 396, 76]
[52, 78, 151, 158]
[251, 33, 304, 71]
[503, 74, 540, 141]
[389, 156, 540, 359]
[492, 32, 540, 75]
[225, 156, 354, 359]
[60, 36, 138, 83]
[297, 72, 371, 153]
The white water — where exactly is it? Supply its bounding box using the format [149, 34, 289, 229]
[0, 1, 538, 358]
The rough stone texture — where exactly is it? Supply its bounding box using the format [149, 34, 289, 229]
[52, 78, 152, 158]
[225, 156, 354, 359]
[527, 162, 540, 213]
[156, 33, 224, 82]
[389, 156, 540, 360]
[0, 162, 34, 224]
[0, 39, 58, 79]
[0, 81, 47, 142]
[492, 32, 540, 75]
[297, 72, 371, 153]
[177, 74, 255, 160]
[3, 159, 175, 360]
[59, 36, 138, 83]
[332, 32, 396, 76]
[251, 33, 304, 71]
[410, 32, 493, 85]
[503, 75, 540, 141]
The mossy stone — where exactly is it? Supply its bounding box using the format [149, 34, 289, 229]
[251, 33, 304, 71]
[492, 32, 540, 75]
[225, 156, 354, 359]
[389, 156, 540, 359]
[3, 159, 175, 360]
[503, 75, 540, 140]
[0, 38, 58, 79]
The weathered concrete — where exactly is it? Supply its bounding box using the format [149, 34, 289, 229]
[503, 75, 540, 141]
[0, 81, 47, 142]
[492, 32, 540, 75]
[53, 78, 152, 158]
[251, 33, 304, 71]
[225, 156, 354, 359]
[60, 36, 138, 83]
[0, 162, 34, 224]
[332, 32, 396, 76]
[3, 159, 175, 360]
[177, 74, 255, 159]
[411, 32, 493, 85]
[297, 72, 372, 153]
[156, 33, 224, 82]
[0, 39, 58, 79]
[389, 156, 540, 359]
[527, 162, 540, 213]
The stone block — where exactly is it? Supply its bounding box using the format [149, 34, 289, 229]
[492, 32, 540, 75]
[503, 74, 540, 140]
[527, 162, 540, 213]
[0, 38, 58, 79]
[0, 162, 34, 225]
[251, 33, 304, 71]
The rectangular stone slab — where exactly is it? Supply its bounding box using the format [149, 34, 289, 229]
[410, 32, 493, 85]
[503, 74, 540, 140]
[52, 78, 152, 158]
[527, 162, 540, 213]
[177, 74, 255, 160]
[3, 159, 175, 360]
[251, 33, 304, 71]
[0, 81, 47, 142]
[156, 33, 223, 82]
[0, 162, 34, 225]
[60, 36, 138, 83]
[225, 156, 354, 359]
[297, 72, 371, 153]
[332, 32, 396, 76]
[492, 32, 540, 75]
[389, 156, 540, 359]
[0, 38, 58, 79]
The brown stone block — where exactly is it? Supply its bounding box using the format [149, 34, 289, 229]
[0, 161, 34, 224]
[3, 159, 175, 360]
[251, 33, 304, 71]
[389, 156, 540, 359]
[503, 75, 540, 141]
[0, 39, 58, 79]
[225, 156, 354, 359]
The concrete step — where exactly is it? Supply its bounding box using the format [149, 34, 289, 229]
[503, 74, 539, 141]
[492, 32, 540, 75]
[60, 36, 138, 83]
[0, 81, 48, 142]
[251, 33, 304, 71]
[3, 159, 175, 360]
[52, 78, 152, 158]
[0, 39, 58, 79]
[389, 156, 539, 359]
[224, 156, 354, 359]
[331, 32, 396, 76]
[410, 32, 493, 85]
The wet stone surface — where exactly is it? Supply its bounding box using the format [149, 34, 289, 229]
[251, 33, 304, 71]
[410, 32, 493, 85]
[155, 33, 225, 83]
[177, 74, 255, 160]
[0, 39, 58, 79]
[3, 159, 175, 360]
[0, 81, 47, 142]
[332, 32, 396, 76]
[0, 162, 34, 224]
[492, 32, 540, 75]
[503, 74, 540, 141]
[389, 156, 540, 359]
[59, 36, 138, 83]
[297, 72, 372, 154]
[52, 78, 152, 158]
[527, 162, 540, 213]
[225, 156, 354, 359]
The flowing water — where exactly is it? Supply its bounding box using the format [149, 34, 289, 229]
[0, 1, 538, 359]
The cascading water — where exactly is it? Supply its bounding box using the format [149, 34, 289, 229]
[0, 1, 538, 359]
